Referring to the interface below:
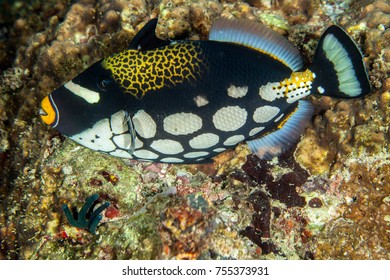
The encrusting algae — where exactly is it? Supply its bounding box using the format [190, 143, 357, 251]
[0, 0, 389, 260]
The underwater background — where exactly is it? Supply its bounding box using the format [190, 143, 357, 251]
[0, 0, 389, 259]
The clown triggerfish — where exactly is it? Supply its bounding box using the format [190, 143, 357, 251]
[40, 18, 371, 163]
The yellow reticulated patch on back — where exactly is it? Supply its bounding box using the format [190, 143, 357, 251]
[102, 42, 204, 99]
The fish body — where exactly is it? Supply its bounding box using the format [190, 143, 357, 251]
[40, 18, 371, 163]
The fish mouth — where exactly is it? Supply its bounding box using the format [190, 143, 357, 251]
[40, 95, 59, 127]
[39, 108, 48, 116]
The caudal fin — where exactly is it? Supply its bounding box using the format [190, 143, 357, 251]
[309, 25, 371, 99]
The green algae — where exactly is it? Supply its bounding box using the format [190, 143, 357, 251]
[258, 12, 290, 31]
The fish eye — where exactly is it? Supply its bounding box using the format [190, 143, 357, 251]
[97, 77, 114, 91]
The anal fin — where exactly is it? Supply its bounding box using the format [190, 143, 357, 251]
[246, 100, 313, 160]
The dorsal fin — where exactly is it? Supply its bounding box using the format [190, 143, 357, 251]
[128, 18, 170, 51]
[209, 17, 303, 71]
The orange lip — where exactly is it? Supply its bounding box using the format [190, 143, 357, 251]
[40, 95, 58, 127]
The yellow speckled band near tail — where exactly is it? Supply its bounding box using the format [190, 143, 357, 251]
[276, 69, 315, 96]
[102, 42, 204, 99]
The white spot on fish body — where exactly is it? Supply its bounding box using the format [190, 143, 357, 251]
[259, 82, 284, 102]
[163, 112, 202, 136]
[133, 149, 159, 160]
[249, 127, 265, 136]
[112, 134, 131, 150]
[151, 139, 184, 154]
[253, 106, 280, 123]
[70, 118, 115, 152]
[274, 113, 284, 123]
[110, 111, 128, 134]
[193, 95, 209, 107]
[213, 106, 247, 132]
[64, 80, 100, 104]
[227, 85, 248, 98]
[109, 149, 133, 158]
[160, 157, 184, 163]
[184, 151, 209, 158]
[223, 135, 245, 146]
[132, 110, 157, 139]
[189, 133, 219, 149]
[113, 135, 143, 150]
